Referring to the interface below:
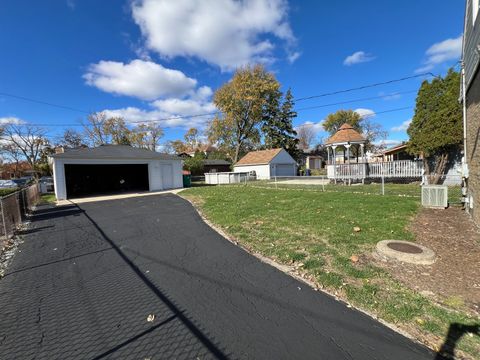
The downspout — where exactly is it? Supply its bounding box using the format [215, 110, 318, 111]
[462, 62, 468, 162]
[461, 61, 470, 210]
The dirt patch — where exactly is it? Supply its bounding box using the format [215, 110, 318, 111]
[375, 207, 480, 314]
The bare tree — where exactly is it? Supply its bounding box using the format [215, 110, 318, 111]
[82, 112, 110, 146]
[57, 128, 84, 148]
[3, 124, 49, 176]
[361, 118, 388, 152]
[296, 124, 316, 150]
[132, 123, 164, 151]
[184, 127, 200, 150]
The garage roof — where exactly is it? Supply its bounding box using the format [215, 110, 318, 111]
[51, 145, 181, 160]
[235, 148, 283, 166]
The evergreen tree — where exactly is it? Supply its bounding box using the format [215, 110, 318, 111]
[262, 88, 300, 160]
[407, 69, 462, 178]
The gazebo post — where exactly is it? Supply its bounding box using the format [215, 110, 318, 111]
[332, 145, 337, 184]
[345, 143, 351, 185]
[360, 143, 365, 184]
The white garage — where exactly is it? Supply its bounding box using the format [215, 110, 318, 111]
[50, 145, 183, 200]
[233, 148, 297, 180]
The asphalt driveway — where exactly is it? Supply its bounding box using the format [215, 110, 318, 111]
[0, 194, 435, 359]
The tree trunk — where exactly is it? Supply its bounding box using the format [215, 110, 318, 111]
[432, 152, 449, 184]
[234, 143, 242, 164]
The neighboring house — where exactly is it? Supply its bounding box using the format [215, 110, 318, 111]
[0, 161, 34, 179]
[298, 148, 325, 170]
[305, 155, 324, 170]
[233, 148, 297, 179]
[50, 145, 183, 200]
[462, 0, 480, 225]
[203, 159, 231, 173]
[176, 152, 191, 159]
[186, 144, 217, 157]
[371, 143, 416, 162]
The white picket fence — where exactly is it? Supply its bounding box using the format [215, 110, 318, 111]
[327, 160, 424, 180]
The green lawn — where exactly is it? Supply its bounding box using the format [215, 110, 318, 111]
[40, 193, 56, 204]
[182, 185, 479, 358]
[248, 180, 463, 204]
[0, 188, 18, 197]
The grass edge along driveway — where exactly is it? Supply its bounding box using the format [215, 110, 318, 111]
[181, 185, 480, 359]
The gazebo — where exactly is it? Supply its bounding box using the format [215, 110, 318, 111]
[325, 123, 367, 165]
[325, 124, 367, 182]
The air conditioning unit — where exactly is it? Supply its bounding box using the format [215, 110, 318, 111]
[421, 185, 448, 208]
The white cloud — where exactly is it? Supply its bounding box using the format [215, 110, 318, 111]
[103, 107, 212, 129]
[102, 93, 216, 129]
[415, 35, 462, 73]
[295, 121, 323, 133]
[83, 59, 197, 100]
[288, 51, 301, 64]
[354, 108, 376, 119]
[152, 98, 216, 116]
[379, 91, 402, 101]
[0, 117, 26, 125]
[391, 119, 412, 132]
[190, 86, 213, 101]
[66, 0, 75, 10]
[343, 51, 375, 66]
[373, 139, 402, 147]
[131, 0, 297, 70]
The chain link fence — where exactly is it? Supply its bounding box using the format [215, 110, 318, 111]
[233, 174, 464, 204]
[0, 183, 41, 241]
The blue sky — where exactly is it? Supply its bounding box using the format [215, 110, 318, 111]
[0, 0, 464, 147]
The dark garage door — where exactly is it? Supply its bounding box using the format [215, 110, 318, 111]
[65, 164, 149, 199]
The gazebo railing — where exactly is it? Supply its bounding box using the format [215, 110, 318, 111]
[327, 160, 424, 179]
[330, 163, 367, 179]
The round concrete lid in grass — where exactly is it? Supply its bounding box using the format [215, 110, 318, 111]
[376, 240, 436, 265]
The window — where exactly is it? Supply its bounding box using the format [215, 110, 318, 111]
[474, 0, 479, 25]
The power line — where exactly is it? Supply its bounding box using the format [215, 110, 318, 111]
[297, 106, 412, 128]
[295, 72, 434, 102]
[0, 72, 431, 125]
[295, 90, 417, 112]
[0, 92, 90, 114]
[15, 89, 416, 128]
[24, 105, 412, 128]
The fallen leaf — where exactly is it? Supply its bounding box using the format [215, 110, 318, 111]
[146, 314, 155, 322]
[350, 255, 359, 263]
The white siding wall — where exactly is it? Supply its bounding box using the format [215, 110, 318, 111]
[52, 158, 183, 200]
[233, 149, 297, 179]
[233, 164, 271, 179]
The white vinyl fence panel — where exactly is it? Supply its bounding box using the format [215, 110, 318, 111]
[205, 172, 250, 185]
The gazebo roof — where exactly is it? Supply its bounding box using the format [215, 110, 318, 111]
[325, 123, 366, 145]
